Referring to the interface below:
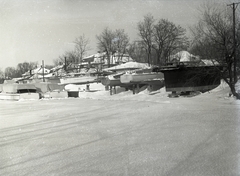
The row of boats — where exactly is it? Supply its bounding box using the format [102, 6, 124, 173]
[0, 61, 164, 100]
[0, 81, 68, 100]
[0, 51, 222, 100]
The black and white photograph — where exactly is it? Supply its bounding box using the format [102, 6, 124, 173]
[0, 0, 240, 175]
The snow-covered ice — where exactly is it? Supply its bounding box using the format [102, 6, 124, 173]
[0, 80, 240, 176]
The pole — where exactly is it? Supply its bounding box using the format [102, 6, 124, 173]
[42, 60, 45, 82]
[64, 57, 67, 71]
[233, 3, 237, 83]
[228, 2, 240, 83]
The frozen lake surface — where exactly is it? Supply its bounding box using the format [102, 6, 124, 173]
[1, 83, 240, 176]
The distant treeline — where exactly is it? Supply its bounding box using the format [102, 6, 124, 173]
[1, 2, 240, 98]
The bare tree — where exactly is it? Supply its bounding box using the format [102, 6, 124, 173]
[128, 41, 147, 63]
[53, 50, 79, 72]
[4, 67, 17, 79]
[190, 2, 240, 99]
[96, 27, 130, 67]
[53, 34, 89, 69]
[53, 56, 64, 66]
[137, 13, 155, 66]
[54, 51, 76, 65]
[74, 34, 90, 64]
[0, 68, 4, 83]
[96, 27, 115, 67]
[152, 19, 189, 66]
[112, 29, 130, 63]
[16, 62, 37, 76]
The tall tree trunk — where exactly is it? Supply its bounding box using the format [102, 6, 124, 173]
[230, 83, 240, 99]
[223, 77, 240, 99]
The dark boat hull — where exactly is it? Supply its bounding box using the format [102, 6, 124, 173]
[161, 65, 221, 92]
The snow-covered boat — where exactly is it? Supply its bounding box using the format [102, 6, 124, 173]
[160, 51, 222, 93]
[161, 65, 221, 92]
[101, 72, 124, 86]
[101, 62, 152, 87]
[33, 82, 67, 99]
[120, 72, 164, 84]
[101, 76, 121, 86]
[0, 83, 39, 100]
[59, 73, 97, 85]
[103, 61, 150, 72]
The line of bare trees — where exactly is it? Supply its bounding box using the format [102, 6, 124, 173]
[52, 34, 90, 66]
[53, 14, 189, 68]
[136, 14, 189, 66]
[0, 61, 56, 83]
[189, 2, 240, 98]
[0, 62, 38, 81]
[1, 2, 239, 98]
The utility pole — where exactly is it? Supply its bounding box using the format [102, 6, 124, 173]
[42, 60, 45, 82]
[64, 57, 67, 71]
[228, 2, 240, 83]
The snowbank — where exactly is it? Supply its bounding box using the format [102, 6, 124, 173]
[198, 79, 240, 101]
[75, 79, 240, 103]
[77, 84, 170, 103]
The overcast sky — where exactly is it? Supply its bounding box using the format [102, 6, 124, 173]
[0, 0, 235, 69]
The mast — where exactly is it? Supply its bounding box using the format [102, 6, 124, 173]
[42, 60, 45, 82]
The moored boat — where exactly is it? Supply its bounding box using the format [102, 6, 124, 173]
[120, 72, 164, 84]
[0, 83, 39, 100]
[159, 50, 222, 94]
[160, 64, 222, 92]
[33, 82, 67, 99]
[59, 73, 97, 85]
[101, 73, 124, 86]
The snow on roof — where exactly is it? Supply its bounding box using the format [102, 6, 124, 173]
[2, 83, 36, 93]
[83, 52, 133, 64]
[200, 59, 220, 66]
[170, 51, 200, 62]
[50, 65, 64, 72]
[33, 67, 50, 74]
[103, 62, 150, 72]
[22, 67, 50, 77]
[83, 52, 106, 62]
